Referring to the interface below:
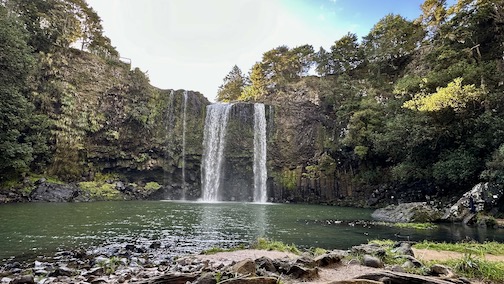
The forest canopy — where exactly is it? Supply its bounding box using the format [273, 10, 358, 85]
[217, 0, 504, 193]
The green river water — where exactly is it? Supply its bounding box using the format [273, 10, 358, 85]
[1, 201, 503, 263]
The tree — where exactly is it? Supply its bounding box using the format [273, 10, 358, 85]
[4, 0, 117, 56]
[217, 65, 245, 102]
[330, 32, 364, 75]
[0, 6, 36, 177]
[251, 44, 314, 94]
[363, 14, 424, 80]
[314, 47, 332, 76]
[418, 0, 448, 39]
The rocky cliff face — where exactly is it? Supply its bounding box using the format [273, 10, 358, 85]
[32, 49, 210, 199]
[256, 79, 357, 204]
[3, 49, 436, 206]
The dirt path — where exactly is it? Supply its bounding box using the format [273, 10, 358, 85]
[412, 248, 504, 262]
[194, 248, 504, 283]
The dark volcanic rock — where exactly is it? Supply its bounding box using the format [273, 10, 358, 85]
[443, 182, 504, 223]
[391, 242, 414, 257]
[10, 275, 35, 284]
[232, 259, 256, 275]
[286, 265, 319, 280]
[30, 182, 83, 202]
[314, 252, 342, 267]
[362, 255, 383, 268]
[351, 244, 386, 257]
[255, 256, 276, 273]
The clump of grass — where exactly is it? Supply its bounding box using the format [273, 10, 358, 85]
[414, 240, 504, 255]
[28, 174, 65, 184]
[310, 247, 328, 256]
[394, 222, 437, 230]
[367, 240, 409, 266]
[375, 221, 437, 230]
[432, 253, 504, 282]
[202, 244, 246, 255]
[252, 238, 300, 255]
[97, 256, 124, 274]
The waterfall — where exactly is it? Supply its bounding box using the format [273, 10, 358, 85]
[163, 90, 175, 191]
[181, 91, 188, 200]
[253, 103, 268, 203]
[201, 103, 233, 202]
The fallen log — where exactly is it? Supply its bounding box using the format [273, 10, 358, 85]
[354, 270, 468, 284]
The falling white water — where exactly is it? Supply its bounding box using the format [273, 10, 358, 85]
[201, 104, 233, 201]
[181, 91, 188, 200]
[253, 103, 268, 203]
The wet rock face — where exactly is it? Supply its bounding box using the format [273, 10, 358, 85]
[220, 103, 255, 201]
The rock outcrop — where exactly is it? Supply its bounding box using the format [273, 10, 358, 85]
[442, 182, 504, 224]
[30, 182, 83, 202]
[371, 202, 442, 223]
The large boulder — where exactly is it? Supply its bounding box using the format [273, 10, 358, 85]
[371, 202, 441, 223]
[30, 182, 83, 202]
[442, 182, 504, 223]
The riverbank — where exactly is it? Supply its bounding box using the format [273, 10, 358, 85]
[2, 239, 504, 284]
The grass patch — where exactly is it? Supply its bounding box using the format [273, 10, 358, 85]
[251, 238, 300, 255]
[310, 247, 328, 256]
[367, 240, 410, 266]
[202, 244, 246, 255]
[414, 240, 504, 255]
[79, 181, 122, 200]
[432, 254, 504, 282]
[28, 174, 65, 185]
[371, 239, 504, 282]
[375, 222, 437, 230]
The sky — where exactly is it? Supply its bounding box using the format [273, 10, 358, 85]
[86, 0, 455, 102]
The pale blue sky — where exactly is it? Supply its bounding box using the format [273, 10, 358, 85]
[86, 0, 456, 101]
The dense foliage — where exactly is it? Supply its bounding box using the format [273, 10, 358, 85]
[218, 0, 504, 196]
[0, 0, 148, 183]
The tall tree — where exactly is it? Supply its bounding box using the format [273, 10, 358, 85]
[253, 44, 314, 93]
[363, 14, 424, 81]
[330, 32, 364, 75]
[217, 65, 246, 102]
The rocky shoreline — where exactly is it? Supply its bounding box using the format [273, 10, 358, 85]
[0, 240, 477, 284]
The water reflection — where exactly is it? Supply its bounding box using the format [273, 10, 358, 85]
[196, 202, 269, 249]
[1, 201, 504, 263]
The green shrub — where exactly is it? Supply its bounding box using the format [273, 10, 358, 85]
[144, 181, 161, 191]
[79, 181, 121, 200]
